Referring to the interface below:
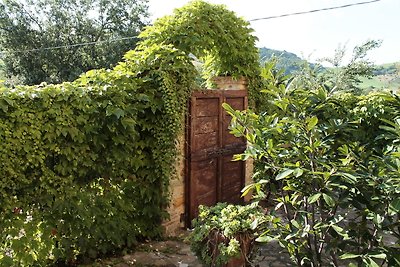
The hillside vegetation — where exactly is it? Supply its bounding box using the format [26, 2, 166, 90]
[359, 62, 400, 92]
[1, 45, 398, 94]
[259, 47, 308, 74]
[259, 47, 400, 93]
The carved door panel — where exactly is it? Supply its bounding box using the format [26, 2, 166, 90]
[186, 90, 247, 226]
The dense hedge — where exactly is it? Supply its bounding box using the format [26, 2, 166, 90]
[314, 91, 400, 154]
[0, 44, 195, 265]
[259, 61, 400, 153]
[0, 0, 263, 264]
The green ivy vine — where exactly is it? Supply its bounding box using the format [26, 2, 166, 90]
[139, 0, 262, 107]
[0, 1, 262, 264]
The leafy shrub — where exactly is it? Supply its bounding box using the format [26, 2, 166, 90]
[49, 179, 142, 260]
[0, 44, 196, 264]
[0, 211, 56, 266]
[0, 1, 262, 264]
[224, 63, 400, 266]
[189, 203, 268, 266]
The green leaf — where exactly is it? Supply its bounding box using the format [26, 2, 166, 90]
[1, 256, 14, 266]
[121, 118, 136, 129]
[68, 127, 79, 140]
[222, 103, 235, 114]
[363, 258, 380, 267]
[369, 253, 386, 259]
[276, 169, 294, 180]
[0, 99, 8, 112]
[389, 198, 400, 214]
[308, 193, 322, 204]
[255, 235, 274, 243]
[113, 108, 125, 119]
[291, 219, 300, 229]
[340, 253, 360, 259]
[323, 193, 335, 207]
[250, 218, 258, 230]
[293, 168, 304, 178]
[338, 172, 357, 184]
[331, 224, 343, 234]
[241, 183, 254, 197]
[306, 116, 318, 131]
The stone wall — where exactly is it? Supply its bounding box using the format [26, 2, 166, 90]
[163, 132, 186, 236]
[213, 76, 247, 90]
[162, 78, 253, 236]
[244, 158, 254, 202]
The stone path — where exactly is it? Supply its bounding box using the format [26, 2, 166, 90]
[82, 237, 294, 267]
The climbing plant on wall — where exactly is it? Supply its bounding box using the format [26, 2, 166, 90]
[140, 1, 258, 77]
[0, 1, 262, 264]
[139, 0, 262, 107]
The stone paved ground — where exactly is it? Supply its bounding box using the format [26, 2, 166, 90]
[82, 236, 294, 267]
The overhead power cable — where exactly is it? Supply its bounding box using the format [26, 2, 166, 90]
[0, 36, 139, 55]
[249, 0, 382, 22]
[0, 0, 383, 55]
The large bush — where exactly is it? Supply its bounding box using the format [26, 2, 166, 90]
[0, 1, 262, 264]
[0, 44, 195, 265]
[225, 63, 400, 266]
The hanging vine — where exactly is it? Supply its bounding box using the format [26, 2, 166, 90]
[0, 1, 262, 264]
[138, 0, 262, 106]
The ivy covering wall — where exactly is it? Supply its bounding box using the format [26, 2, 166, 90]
[0, 1, 261, 265]
[138, 0, 262, 106]
[0, 45, 195, 265]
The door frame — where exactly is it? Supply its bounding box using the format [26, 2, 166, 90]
[184, 89, 248, 227]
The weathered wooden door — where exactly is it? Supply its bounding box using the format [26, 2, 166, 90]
[185, 89, 247, 226]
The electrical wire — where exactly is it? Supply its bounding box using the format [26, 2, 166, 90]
[0, 0, 383, 55]
[249, 0, 382, 22]
[0, 36, 139, 55]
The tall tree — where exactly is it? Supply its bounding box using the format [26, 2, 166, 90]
[0, 0, 148, 85]
[310, 40, 381, 95]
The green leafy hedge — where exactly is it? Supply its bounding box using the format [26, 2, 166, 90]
[0, 44, 196, 265]
[0, 0, 261, 264]
[139, 0, 262, 107]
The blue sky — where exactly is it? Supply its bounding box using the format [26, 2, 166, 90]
[148, 0, 400, 64]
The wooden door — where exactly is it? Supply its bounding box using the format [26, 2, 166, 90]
[185, 89, 247, 226]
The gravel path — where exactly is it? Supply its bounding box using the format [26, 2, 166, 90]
[83, 237, 294, 267]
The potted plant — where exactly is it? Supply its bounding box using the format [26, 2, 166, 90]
[188, 203, 269, 267]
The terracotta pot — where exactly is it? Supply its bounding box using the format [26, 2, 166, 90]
[212, 76, 247, 90]
[209, 231, 253, 267]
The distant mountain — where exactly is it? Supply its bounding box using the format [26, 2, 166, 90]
[259, 47, 309, 74]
